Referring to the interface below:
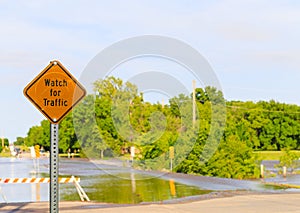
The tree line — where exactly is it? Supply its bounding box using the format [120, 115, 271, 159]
[21, 76, 300, 179]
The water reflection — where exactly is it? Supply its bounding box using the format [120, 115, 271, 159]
[0, 158, 49, 203]
[169, 179, 176, 197]
[131, 172, 136, 194]
[2, 158, 300, 204]
[1, 158, 210, 203]
[61, 173, 211, 204]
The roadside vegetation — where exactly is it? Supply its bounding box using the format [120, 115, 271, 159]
[6, 77, 300, 179]
[254, 150, 300, 161]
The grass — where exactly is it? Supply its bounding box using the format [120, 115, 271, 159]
[253, 150, 300, 161]
[0, 151, 11, 157]
[264, 182, 300, 189]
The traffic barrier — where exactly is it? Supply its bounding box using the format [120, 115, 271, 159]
[0, 176, 89, 202]
[0, 177, 80, 184]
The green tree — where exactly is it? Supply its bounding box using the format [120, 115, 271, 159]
[22, 76, 300, 179]
[177, 135, 259, 179]
[25, 125, 44, 147]
[73, 95, 108, 158]
[277, 149, 300, 173]
[94, 77, 139, 151]
[0, 138, 9, 153]
[14, 137, 25, 146]
[195, 88, 208, 104]
[59, 113, 78, 153]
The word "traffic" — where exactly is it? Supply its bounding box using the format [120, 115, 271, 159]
[43, 78, 69, 107]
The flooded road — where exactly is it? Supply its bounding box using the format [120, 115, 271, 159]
[0, 157, 208, 203]
[1, 157, 300, 204]
[0, 158, 49, 202]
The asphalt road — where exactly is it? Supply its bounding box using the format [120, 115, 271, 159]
[1, 193, 300, 213]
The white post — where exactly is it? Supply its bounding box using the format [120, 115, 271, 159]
[130, 146, 135, 166]
[260, 164, 264, 178]
[283, 166, 287, 178]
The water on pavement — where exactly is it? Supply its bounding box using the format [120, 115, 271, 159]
[1, 157, 300, 204]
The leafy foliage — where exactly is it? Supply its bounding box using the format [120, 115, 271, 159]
[0, 138, 9, 153]
[23, 77, 300, 179]
[276, 149, 300, 173]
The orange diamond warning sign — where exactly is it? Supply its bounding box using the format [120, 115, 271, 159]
[24, 60, 86, 124]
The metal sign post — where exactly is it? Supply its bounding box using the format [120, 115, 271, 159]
[24, 60, 86, 213]
[50, 123, 59, 213]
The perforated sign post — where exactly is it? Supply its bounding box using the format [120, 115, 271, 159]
[24, 60, 86, 213]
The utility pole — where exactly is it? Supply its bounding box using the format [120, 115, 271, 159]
[1, 130, 4, 148]
[192, 80, 196, 128]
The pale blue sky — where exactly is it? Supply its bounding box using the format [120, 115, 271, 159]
[1, 0, 300, 142]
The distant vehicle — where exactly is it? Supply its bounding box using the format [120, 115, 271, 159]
[15, 148, 21, 155]
[9, 145, 21, 157]
[40, 149, 46, 156]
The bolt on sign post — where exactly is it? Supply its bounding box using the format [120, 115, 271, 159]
[24, 60, 86, 213]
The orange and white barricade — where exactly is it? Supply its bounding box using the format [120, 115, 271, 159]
[0, 176, 89, 202]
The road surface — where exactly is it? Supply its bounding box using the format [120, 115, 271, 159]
[1, 193, 300, 213]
